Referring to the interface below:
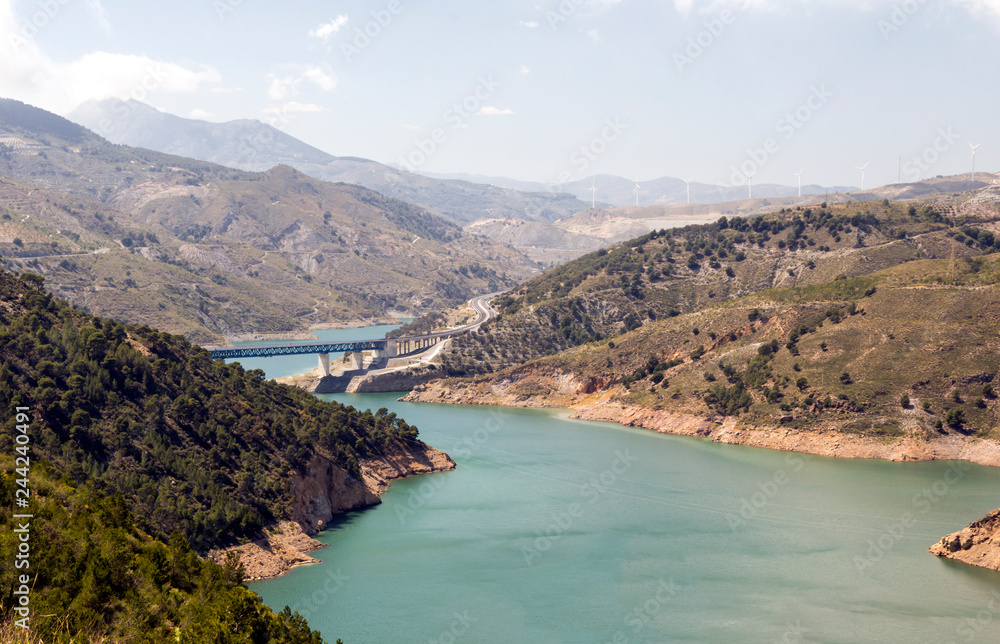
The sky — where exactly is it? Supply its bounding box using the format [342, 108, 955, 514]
[1, 0, 998, 190]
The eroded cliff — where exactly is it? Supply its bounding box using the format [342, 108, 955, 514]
[213, 441, 455, 579]
[931, 509, 1000, 571]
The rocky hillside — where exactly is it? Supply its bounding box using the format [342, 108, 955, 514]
[430, 197, 1000, 378]
[0, 267, 450, 641]
[0, 98, 538, 343]
[406, 250, 1000, 464]
[931, 509, 1000, 571]
[397, 193, 1000, 466]
[67, 98, 592, 226]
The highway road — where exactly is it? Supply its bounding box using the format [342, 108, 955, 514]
[401, 291, 502, 342]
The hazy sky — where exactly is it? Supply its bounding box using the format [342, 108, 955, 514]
[1, 0, 998, 190]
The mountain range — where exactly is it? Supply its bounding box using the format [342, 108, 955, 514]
[0, 98, 538, 343]
[68, 99, 591, 226]
[419, 170, 858, 207]
[65, 100, 994, 268]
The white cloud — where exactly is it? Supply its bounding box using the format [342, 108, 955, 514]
[673, 0, 1000, 19]
[308, 15, 349, 40]
[266, 74, 297, 101]
[0, 0, 220, 114]
[266, 66, 337, 103]
[519, 19, 539, 27]
[211, 86, 243, 94]
[952, 0, 1000, 20]
[263, 102, 326, 115]
[302, 66, 337, 92]
[586, 28, 601, 41]
[518, 65, 531, 75]
[190, 108, 213, 119]
[477, 106, 514, 116]
[86, 0, 112, 35]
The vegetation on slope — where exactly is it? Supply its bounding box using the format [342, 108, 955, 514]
[440, 252, 1000, 440]
[0, 268, 422, 641]
[435, 200, 1000, 377]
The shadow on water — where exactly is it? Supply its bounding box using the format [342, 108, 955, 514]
[313, 509, 366, 543]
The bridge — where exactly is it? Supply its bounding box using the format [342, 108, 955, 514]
[205, 292, 499, 376]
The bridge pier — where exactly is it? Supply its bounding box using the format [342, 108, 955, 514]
[318, 353, 331, 377]
[345, 351, 364, 370]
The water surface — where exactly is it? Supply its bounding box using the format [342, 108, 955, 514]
[247, 391, 1000, 644]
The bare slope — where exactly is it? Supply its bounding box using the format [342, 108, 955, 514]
[0, 98, 538, 342]
[407, 252, 1000, 463]
[67, 98, 592, 225]
[426, 198, 1000, 379]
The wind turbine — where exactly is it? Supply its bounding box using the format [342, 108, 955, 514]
[970, 143, 981, 182]
[856, 162, 870, 191]
[634, 181, 640, 207]
[897, 155, 901, 185]
[747, 171, 756, 199]
[794, 169, 803, 197]
[590, 178, 597, 209]
[684, 177, 693, 204]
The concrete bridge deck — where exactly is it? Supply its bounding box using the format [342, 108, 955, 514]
[204, 292, 500, 376]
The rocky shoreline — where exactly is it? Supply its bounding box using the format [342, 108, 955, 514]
[209, 441, 455, 581]
[402, 369, 1000, 573]
[930, 509, 1000, 571]
[402, 372, 1000, 467]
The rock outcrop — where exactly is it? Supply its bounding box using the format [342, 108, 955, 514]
[291, 454, 383, 533]
[207, 521, 326, 581]
[930, 509, 1000, 571]
[214, 441, 455, 580]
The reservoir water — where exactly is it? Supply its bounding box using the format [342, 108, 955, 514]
[237, 330, 1000, 643]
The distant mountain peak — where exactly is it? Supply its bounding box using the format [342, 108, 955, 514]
[0, 97, 95, 145]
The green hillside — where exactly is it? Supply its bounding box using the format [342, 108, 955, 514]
[534, 254, 1000, 438]
[430, 199, 1000, 377]
[408, 198, 1000, 442]
[0, 268, 428, 641]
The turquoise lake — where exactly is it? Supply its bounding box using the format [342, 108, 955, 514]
[236, 330, 1000, 643]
